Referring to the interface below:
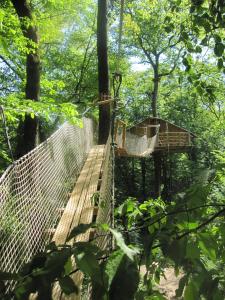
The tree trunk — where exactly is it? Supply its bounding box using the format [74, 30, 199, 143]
[132, 158, 135, 193]
[97, 0, 110, 144]
[153, 152, 162, 198]
[151, 64, 162, 197]
[151, 67, 159, 118]
[11, 0, 40, 158]
[161, 154, 169, 200]
[141, 158, 146, 199]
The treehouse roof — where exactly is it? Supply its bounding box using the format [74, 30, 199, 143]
[129, 116, 196, 137]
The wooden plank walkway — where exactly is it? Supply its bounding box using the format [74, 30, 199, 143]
[52, 145, 106, 300]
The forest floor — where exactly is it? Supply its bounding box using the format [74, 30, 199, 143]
[140, 266, 183, 299]
[157, 268, 183, 299]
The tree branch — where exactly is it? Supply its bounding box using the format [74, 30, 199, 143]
[158, 47, 183, 78]
[177, 207, 225, 240]
[151, 207, 225, 250]
[137, 35, 156, 68]
[0, 55, 23, 78]
[158, 35, 179, 55]
[124, 204, 225, 233]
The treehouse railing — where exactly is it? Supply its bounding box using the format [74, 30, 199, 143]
[157, 132, 191, 147]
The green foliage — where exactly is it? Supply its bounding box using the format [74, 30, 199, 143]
[115, 151, 225, 298]
[66, 223, 95, 242]
[0, 222, 140, 300]
[109, 228, 139, 260]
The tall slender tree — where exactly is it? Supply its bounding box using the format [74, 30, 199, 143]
[11, 0, 40, 158]
[126, 0, 185, 196]
[97, 0, 110, 144]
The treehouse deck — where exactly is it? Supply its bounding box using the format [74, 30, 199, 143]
[115, 117, 195, 158]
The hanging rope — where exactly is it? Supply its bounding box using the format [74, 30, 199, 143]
[0, 106, 14, 162]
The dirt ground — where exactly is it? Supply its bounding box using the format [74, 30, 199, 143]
[140, 266, 183, 299]
[157, 268, 183, 299]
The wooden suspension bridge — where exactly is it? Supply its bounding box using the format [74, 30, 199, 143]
[0, 115, 195, 299]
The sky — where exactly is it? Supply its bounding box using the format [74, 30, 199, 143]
[130, 56, 149, 72]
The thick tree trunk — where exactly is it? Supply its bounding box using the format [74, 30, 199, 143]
[97, 0, 110, 144]
[151, 66, 162, 197]
[151, 77, 159, 118]
[11, 0, 40, 158]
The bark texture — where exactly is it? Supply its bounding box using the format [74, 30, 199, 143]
[97, 0, 110, 144]
[11, 0, 40, 158]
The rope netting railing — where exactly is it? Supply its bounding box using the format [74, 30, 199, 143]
[0, 118, 94, 291]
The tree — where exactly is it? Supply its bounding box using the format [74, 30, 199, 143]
[97, 0, 111, 144]
[10, 0, 40, 158]
[124, 0, 189, 196]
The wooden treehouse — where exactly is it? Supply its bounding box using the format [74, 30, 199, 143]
[115, 117, 196, 157]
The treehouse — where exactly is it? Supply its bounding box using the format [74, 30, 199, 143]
[115, 117, 196, 157]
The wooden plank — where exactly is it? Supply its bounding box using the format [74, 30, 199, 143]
[52, 147, 99, 246]
[69, 146, 104, 238]
[70, 146, 105, 300]
[52, 146, 105, 300]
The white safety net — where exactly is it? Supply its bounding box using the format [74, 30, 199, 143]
[117, 129, 159, 157]
[0, 118, 94, 291]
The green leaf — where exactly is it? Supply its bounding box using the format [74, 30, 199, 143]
[198, 233, 217, 260]
[201, 36, 208, 46]
[109, 228, 139, 260]
[74, 242, 103, 258]
[148, 293, 167, 300]
[45, 248, 71, 278]
[184, 280, 198, 300]
[217, 58, 223, 69]
[64, 257, 73, 276]
[166, 239, 187, 264]
[73, 244, 101, 284]
[214, 42, 224, 57]
[46, 242, 57, 252]
[109, 255, 139, 300]
[58, 276, 78, 295]
[183, 57, 191, 72]
[98, 223, 110, 232]
[213, 290, 224, 300]
[186, 242, 200, 260]
[67, 223, 94, 241]
[104, 250, 125, 291]
[176, 275, 188, 297]
[195, 46, 202, 53]
[214, 34, 221, 43]
[14, 277, 36, 300]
